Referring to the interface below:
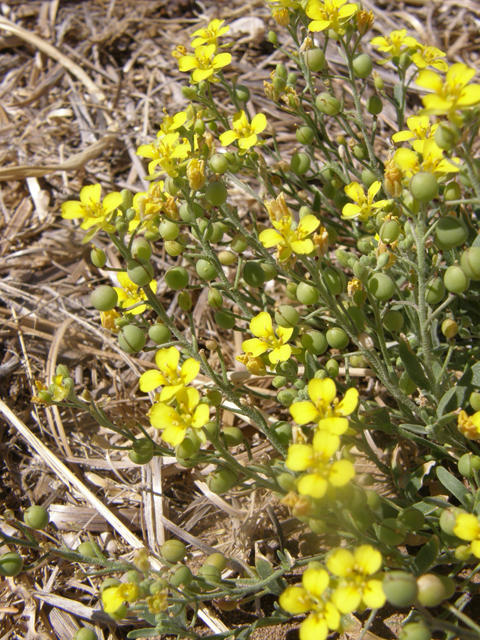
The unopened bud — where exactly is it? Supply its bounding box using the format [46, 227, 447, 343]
[358, 333, 375, 350]
[205, 339, 218, 351]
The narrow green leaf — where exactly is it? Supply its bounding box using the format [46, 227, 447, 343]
[398, 338, 431, 391]
[436, 466, 471, 508]
[410, 535, 440, 576]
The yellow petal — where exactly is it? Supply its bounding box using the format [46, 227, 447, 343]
[241, 337, 268, 357]
[329, 459, 355, 486]
[290, 401, 321, 425]
[269, 344, 292, 363]
[181, 358, 200, 384]
[297, 472, 328, 498]
[61, 201, 84, 219]
[308, 377, 336, 406]
[251, 113, 267, 134]
[344, 182, 364, 202]
[159, 384, 183, 403]
[259, 228, 284, 248]
[103, 192, 123, 214]
[150, 403, 179, 429]
[327, 548, 354, 577]
[178, 55, 197, 72]
[342, 203, 362, 218]
[331, 584, 362, 614]
[300, 613, 329, 640]
[139, 370, 166, 393]
[336, 387, 359, 415]
[312, 430, 340, 458]
[363, 579, 386, 608]
[249, 311, 273, 338]
[368, 181, 382, 199]
[416, 69, 443, 93]
[302, 567, 329, 599]
[298, 215, 320, 235]
[162, 424, 187, 446]
[290, 238, 314, 255]
[317, 417, 349, 435]
[354, 545, 382, 575]
[279, 586, 311, 615]
[80, 183, 101, 205]
[286, 443, 315, 471]
[192, 403, 210, 428]
[213, 52, 232, 68]
[219, 130, 240, 146]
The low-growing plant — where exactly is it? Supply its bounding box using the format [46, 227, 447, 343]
[5, 2, 480, 639]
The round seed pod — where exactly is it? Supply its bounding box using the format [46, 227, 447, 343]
[366, 95, 383, 115]
[361, 169, 377, 188]
[435, 216, 468, 250]
[0, 552, 23, 577]
[230, 233, 248, 253]
[118, 326, 146, 354]
[161, 540, 186, 564]
[77, 541, 96, 557]
[207, 469, 237, 494]
[316, 92, 341, 116]
[127, 259, 154, 286]
[460, 247, 480, 280]
[131, 238, 152, 261]
[196, 259, 217, 281]
[324, 266, 345, 295]
[275, 305, 299, 328]
[444, 265, 469, 294]
[368, 273, 395, 301]
[205, 553, 227, 572]
[274, 422, 292, 446]
[222, 427, 244, 447]
[301, 330, 328, 355]
[208, 288, 223, 309]
[425, 277, 445, 304]
[352, 53, 373, 78]
[170, 565, 193, 587]
[243, 262, 266, 288]
[179, 201, 204, 223]
[261, 262, 277, 281]
[214, 311, 235, 330]
[296, 126, 315, 145]
[434, 122, 460, 150]
[410, 172, 439, 202]
[24, 505, 49, 530]
[235, 84, 250, 102]
[165, 241, 183, 257]
[326, 327, 349, 350]
[416, 573, 452, 607]
[379, 220, 400, 244]
[296, 282, 319, 305]
[165, 266, 189, 290]
[209, 154, 229, 175]
[159, 220, 179, 241]
[305, 48, 325, 72]
[377, 518, 407, 546]
[398, 508, 425, 532]
[326, 359, 339, 378]
[382, 571, 418, 608]
[205, 182, 228, 207]
[291, 153, 311, 176]
[470, 391, 480, 411]
[383, 310, 404, 332]
[74, 628, 98, 640]
[90, 247, 107, 268]
[399, 621, 431, 640]
[149, 324, 171, 345]
[90, 285, 118, 311]
[444, 182, 461, 202]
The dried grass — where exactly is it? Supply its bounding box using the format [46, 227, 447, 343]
[0, 0, 479, 638]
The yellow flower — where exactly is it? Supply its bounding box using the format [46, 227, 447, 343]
[235, 353, 267, 376]
[146, 591, 168, 614]
[100, 309, 120, 334]
[384, 155, 403, 197]
[158, 109, 188, 136]
[370, 29, 419, 64]
[290, 378, 358, 434]
[259, 193, 320, 264]
[178, 44, 232, 84]
[327, 546, 385, 613]
[394, 138, 460, 179]
[102, 582, 140, 618]
[266, 0, 302, 8]
[285, 431, 355, 499]
[280, 567, 340, 640]
[457, 410, 480, 440]
[133, 181, 179, 223]
[113, 272, 157, 315]
[342, 182, 389, 221]
[412, 45, 448, 72]
[191, 19, 230, 49]
[139, 347, 200, 402]
[356, 10, 374, 35]
[306, 0, 358, 35]
[61, 184, 123, 243]
[453, 513, 480, 557]
[416, 63, 480, 124]
[137, 132, 191, 178]
[149, 387, 210, 446]
[187, 158, 206, 190]
[241, 311, 294, 364]
[391, 115, 439, 154]
[219, 110, 267, 154]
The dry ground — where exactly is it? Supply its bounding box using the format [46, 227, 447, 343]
[0, 0, 479, 638]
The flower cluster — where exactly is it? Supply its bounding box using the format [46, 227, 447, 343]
[239, 311, 296, 365]
[457, 410, 480, 440]
[176, 19, 231, 84]
[141, 347, 208, 446]
[61, 184, 123, 243]
[279, 546, 384, 640]
[453, 512, 480, 558]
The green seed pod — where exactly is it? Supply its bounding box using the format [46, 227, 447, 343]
[357, 235, 374, 254]
[131, 237, 152, 261]
[352, 53, 373, 78]
[118, 325, 146, 354]
[124, 570, 143, 584]
[336, 249, 350, 268]
[127, 259, 154, 286]
[434, 122, 460, 150]
[235, 84, 251, 103]
[170, 564, 193, 587]
[90, 285, 118, 312]
[165, 266, 189, 290]
[196, 259, 217, 281]
[347, 306, 365, 331]
[149, 577, 169, 595]
[243, 262, 266, 288]
[305, 48, 325, 72]
[361, 169, 377, 188]
[176, 433, 201, 460]
[230, 233, 248, 253]
[275, 305, 299, 328]
[287, 72, 297, 86]
[379, 220, 400, 244]
[399, 622, 432, 640]
[115, 218, 128, 234]
[296, 126, 315, 145]
[326, 327, 349, 350]
[410, 172, 439, 202]
[198, 564, 221, 582]
[377, 518, 407, 546]
[383, 310, 404, 332]
[179, 201, 204, 223]
[76, 541, 96, 557]
[218, 250, 237, 265]
[207, 468, 237, 494]
[209, 222, 225, 244]
[399, 372, 417, 395]
[398, 508, 425, 532]
[149, 323, 171, 345]
[441, 319, 458, 338]
[296, 282, 319, 305]
[205, 553, 227, 572]
[24, 505, 50, 530]
[273, 76, 286, 92]
[261, 262, 277, 281]
[182, 86, 198, 100]
[444, 181, 461, 202]
[470, 391, 480, 411]
[416, 573, 453, 607]
[159, 220, 179, 241]
[206, 182, 228, 207]
[165, 240, 183, 257]
[274, 421, 292, 446]
[276, 472, 295, 492]
[323, 266, 344, 295]
[90, 247, 107, 268]
[322, 182, 335, 198]
[214, 311, 235, 330]
[267, 30, 278, 44]
[277, 389, 298, 406]
[209, 153, 229, 175]
[444, 265, 469, 294]
[316, 92, 341, 116]
[301, 330, 328, 355]
[458, 453, 477, 477]
[368, 273, 395, 301]
[325, 359, 339, 378]
[74, 628, 98, 640]
[0, 551, 24, 577]
[382, 571, 418, 608]
[353, 260, 370, 283]
[353, 144, 367, 160]
[460, 247, 480, 280]
[223, 426, 244, 447]
[161, 540, 186, 564]
[366, 95, 383, 115]
[435, 216, 468, 250]
[425, 277, 445, 304]
[290, 153, 311, 176]
[208, 288, 223, 309]
[178, 291, 193, 312]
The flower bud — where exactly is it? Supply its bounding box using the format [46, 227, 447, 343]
[373, 71, 384, 90]
[90, 247, 107, 268]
